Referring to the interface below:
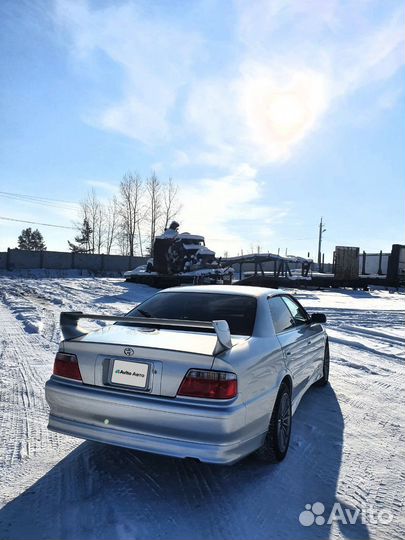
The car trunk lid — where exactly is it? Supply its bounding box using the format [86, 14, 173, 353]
[61, 325, 246, 397]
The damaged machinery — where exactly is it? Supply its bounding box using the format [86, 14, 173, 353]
[124, 222, 234, 287]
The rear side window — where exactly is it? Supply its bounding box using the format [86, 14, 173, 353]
[268, 296, 295, 333]
[282, 296, 308, 325]
[125, 292, 257, 336]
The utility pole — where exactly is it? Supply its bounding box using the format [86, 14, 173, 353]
[317, 217, 326, 268]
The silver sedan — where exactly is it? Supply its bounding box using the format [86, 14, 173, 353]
[45, 285, 329, 465]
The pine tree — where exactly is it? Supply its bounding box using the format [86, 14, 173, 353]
[17, 228, 47, 251]
[68, 218, 93, 253]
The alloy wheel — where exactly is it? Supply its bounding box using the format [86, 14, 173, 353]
[277, 392, 291, 453]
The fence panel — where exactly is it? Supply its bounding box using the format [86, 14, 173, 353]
[43, 251, 73, 269]
[0, 249, 148, 272]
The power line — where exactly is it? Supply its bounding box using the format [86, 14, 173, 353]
[0, 191, 80, 211]
[0, 190, 79, 205]
[0, 215, 77, 230]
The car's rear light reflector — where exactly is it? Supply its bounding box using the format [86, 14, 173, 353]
[53, 352, 82, 381]
[177, 369, 237, 399]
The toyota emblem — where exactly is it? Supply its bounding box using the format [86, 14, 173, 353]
[124, 347, 135, 356]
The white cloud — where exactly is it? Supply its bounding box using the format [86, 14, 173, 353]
[376, 86, 404, 112]
[189, 63, 329, 163]
[53, 0, 404, 253]
[184, 2, 404, 165]
[332, 9, 405, 96]
[85, 180, 119, 194]
[55, 0, 201, 144]
[172, 150, 191, 167]
[179, 164, 289, 255]
[55, 0, 404, 166]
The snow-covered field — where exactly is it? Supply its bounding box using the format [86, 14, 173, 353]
[0, 273, 404, 540]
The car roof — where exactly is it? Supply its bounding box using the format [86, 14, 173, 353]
[159, 284, 283, 298]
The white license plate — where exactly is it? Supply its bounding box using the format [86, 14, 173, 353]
[111, 359, 149, 388]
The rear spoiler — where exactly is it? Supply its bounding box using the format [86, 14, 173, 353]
[60, 312, 232, 355]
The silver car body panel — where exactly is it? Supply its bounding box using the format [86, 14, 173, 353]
[45, 285, 327, 464]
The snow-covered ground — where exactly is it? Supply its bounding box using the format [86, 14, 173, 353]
[0, 273, 404, 540]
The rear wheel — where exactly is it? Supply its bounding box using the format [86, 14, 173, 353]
[315, 341, 330, 386]
[255, 382, 292, 463]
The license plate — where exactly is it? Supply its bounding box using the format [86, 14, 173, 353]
[111, 359, 149, 388]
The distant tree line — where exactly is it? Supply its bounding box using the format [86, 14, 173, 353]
[68, 172, 181, 256]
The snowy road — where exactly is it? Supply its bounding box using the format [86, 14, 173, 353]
[0, 274, 404, 539]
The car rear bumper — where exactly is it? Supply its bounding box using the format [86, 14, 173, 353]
[45, 377, 263, 464]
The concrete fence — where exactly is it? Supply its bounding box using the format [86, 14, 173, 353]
[0, 247, 397, 279]
[0, 249, 147, 273]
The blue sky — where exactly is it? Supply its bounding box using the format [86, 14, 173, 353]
[0, 0, 404, 259]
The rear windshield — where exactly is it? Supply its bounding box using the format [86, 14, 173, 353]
[125, 292, 257, 336]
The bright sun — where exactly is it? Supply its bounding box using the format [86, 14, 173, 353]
[239, 67, 328, 160]
[266, 92, 308, 139]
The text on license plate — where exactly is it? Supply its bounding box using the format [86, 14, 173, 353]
[111, 359, 149, 388]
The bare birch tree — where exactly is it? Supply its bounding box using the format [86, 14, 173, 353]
[116, 230, 129, 256]
[71, 174, 182, 257]
[79, 189, 104, 254]
[145, 172, 162, 255]
[162, 178, 181, 230]
[119, 173, 143, 256]
[104, 196, 119, 254]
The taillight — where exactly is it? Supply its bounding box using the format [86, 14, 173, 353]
[53, 352, 82, 381]
[177, 369, 237, 399]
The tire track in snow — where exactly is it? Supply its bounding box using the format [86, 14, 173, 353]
[0, 278, 404, 540]
[0, 302, 79, 506]
[328, 340, 405, 539]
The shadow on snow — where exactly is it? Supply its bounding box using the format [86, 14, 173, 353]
[0, 385, 369, 540]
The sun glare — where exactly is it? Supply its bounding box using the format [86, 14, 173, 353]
[239, 67, 328, 160]
[266, 92, 308, 139]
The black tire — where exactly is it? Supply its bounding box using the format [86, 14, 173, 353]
[255, 381, 292, 463]
[315, 340, 330, 387]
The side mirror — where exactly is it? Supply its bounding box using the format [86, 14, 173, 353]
[310, 313, 326, 324]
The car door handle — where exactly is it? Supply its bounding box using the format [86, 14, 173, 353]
[307, 340, 312, 344]
[286, 351, 291, 356]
